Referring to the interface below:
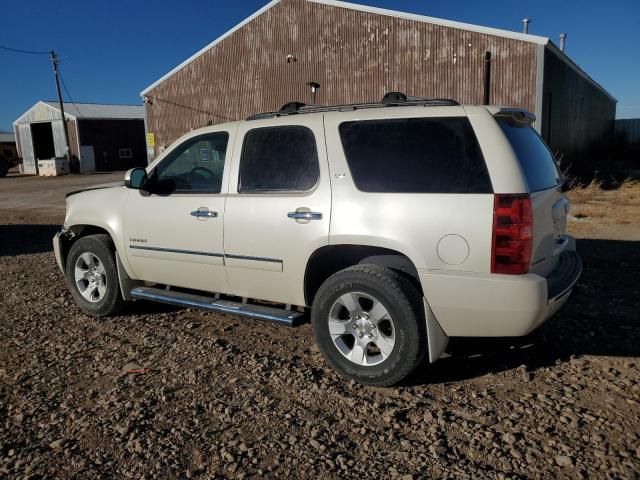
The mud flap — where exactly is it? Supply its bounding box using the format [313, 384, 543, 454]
[424, 297, 449, 363]
[115, 252, 143, 301]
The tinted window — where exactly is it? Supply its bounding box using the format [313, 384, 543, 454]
[239, 126, 319, 192]
[339, 117, 492, 193]
[497, 118, 560, 192]
[155, 133, 228, 193]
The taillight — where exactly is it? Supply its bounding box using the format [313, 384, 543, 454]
[491, 194, 532, 274]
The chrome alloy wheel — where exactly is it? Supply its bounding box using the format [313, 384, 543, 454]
[328, 292, 396, 366]
[74, 252, 107, 303]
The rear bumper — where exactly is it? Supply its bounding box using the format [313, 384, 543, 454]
[419, 250, 582, 337]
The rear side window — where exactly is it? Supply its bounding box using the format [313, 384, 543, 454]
[239, 126, 319, 192]
[497, 118, 560, 192]
[338, 117, 492, 193]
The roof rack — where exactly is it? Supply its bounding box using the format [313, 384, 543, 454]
[246, 92, 459, 120]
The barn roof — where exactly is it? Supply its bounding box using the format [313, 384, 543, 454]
[42, 101, 144, 120]
[14, 101, 144, 124]
[0, 131, 15, 143]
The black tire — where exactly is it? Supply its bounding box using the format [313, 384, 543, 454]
[311, 264, 427, 386]
[65, 234, 125, 317]
[0, 157, 8, 178]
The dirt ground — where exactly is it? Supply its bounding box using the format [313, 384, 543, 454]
[0, 174, 638, 479]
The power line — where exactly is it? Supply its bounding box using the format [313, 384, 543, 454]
[58, 69, 83, 118]
[0, 44, 49, 55]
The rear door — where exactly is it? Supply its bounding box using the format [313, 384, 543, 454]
[223, 116, 331, 306]
[496, 116, 566, 276]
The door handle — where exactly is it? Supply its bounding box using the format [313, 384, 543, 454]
[287, 211, 322, 220]
[190, 208, 218, 218]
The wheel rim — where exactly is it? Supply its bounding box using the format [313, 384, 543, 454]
[74, 252, 107, 303]
[328, 291, 396, 366]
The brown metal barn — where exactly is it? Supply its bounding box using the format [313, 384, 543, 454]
[14, 101, 147, 174]
[141, 0, 616, 173]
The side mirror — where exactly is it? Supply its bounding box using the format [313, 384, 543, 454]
[125, 168, 148, 189]
[560, 177, 571, 193]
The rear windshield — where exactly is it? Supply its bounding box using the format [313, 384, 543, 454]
[338, 117, 492, 193]
[497, 118, 561, 192]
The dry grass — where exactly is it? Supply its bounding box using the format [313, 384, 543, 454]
[566, 179, 640, 240]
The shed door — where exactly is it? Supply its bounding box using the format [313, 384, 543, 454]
[17, 125, 35, 174]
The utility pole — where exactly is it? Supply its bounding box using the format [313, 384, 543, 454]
[50, 50, 71, 163]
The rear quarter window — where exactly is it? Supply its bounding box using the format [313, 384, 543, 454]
[497, 118, 561, 192]
[338, 117, 492, 193]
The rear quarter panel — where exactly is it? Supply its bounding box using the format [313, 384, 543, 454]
[323, 107, 507, 274]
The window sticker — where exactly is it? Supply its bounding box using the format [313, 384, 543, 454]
[201, 148, 209, 162]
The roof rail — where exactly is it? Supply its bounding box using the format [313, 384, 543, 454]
[246, 92, 459, 120]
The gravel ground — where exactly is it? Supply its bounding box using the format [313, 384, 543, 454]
[0, 183, 639, 479]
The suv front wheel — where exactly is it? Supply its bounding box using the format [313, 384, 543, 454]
[65, 234, 125, 317]
[311, 265, 426, 386]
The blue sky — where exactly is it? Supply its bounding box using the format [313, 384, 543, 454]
[1, 0, 638, 130]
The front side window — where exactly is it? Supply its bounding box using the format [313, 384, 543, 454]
[339, 117, 492, 193]
[154, 132, 228, 193]
[239, 126, 319, 192]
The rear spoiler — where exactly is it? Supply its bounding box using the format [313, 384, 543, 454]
[491, 108, 536, 124]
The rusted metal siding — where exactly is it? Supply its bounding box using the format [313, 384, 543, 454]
[541, 47, 616, 174]
[145, 0, 538, 153]
[67, 119, 80, 161]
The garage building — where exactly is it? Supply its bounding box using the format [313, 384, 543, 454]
[141, 0, 615, 175]
[14, 101, 147, 174]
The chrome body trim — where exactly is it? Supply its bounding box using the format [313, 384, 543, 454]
[190, 210, 218, 218]
[224, 253, 282, 264]
[129, 245, 224, 257]
[128, 245, 282, 264]
[287, 211, 322, 220]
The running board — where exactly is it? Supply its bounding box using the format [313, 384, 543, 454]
[130, 286, 303, 326]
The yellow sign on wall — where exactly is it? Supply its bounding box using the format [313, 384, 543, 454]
[146, 133, 155, 147]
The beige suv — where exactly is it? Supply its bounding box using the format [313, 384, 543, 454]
[53, 93, 582, 386]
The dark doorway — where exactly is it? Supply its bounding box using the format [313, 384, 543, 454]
[31, 122, 55, 160]
[78, 119, 147, 171]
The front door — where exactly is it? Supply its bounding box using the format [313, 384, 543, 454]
[123, 128, 234, 293]
[224, 116, 331, 306]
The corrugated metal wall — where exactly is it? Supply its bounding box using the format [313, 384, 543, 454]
[145, 0, 538, 153]
[51, 120, 68, 158]
[16, 125, 35, 174]
[541, 47, 616, 174]
[615, 119, 640, 143]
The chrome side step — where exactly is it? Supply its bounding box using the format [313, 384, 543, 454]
[130, 286, 304, 326]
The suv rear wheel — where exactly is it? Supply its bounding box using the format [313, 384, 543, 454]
[65, 234, 124, 317]
[311, 264, 426, 386]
